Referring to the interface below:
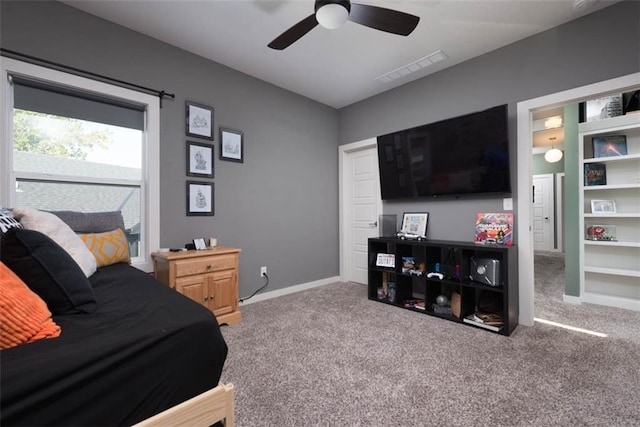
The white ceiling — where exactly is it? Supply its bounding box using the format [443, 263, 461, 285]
[61, 0, 618, 109]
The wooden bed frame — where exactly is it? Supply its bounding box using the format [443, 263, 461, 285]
[133, 382, 234, 427]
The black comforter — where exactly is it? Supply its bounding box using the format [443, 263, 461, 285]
[1, 263, 228, 426]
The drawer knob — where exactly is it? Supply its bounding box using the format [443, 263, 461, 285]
[206, 264, 212, 269]
[210, 294, 214, 300]
[204, 296, 209, 301]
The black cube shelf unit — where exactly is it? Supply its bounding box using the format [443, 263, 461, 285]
[368, 238, 518, 336]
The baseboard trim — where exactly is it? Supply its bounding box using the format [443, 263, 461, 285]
[563, 294, 582, 305]
[239, 276, 341, 305]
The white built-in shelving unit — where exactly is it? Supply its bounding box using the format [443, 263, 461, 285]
[579, 112, 640, 311]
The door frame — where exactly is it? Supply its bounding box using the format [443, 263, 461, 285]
[339, 138, 380, 283]
[532, 173, 555, 252]
[516, 72, 639, 327]
[556, 173, 565, 253]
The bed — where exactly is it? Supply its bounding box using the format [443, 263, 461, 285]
[0, 209, 234, 426]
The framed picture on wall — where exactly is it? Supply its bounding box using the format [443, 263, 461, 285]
[186, 101, 214, 140]
[186, 141, 214, 178]
[186, 181, 214, 216]
[219, 127, 244, 163]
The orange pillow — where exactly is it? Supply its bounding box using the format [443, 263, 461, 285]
[0, 262, 61, 350]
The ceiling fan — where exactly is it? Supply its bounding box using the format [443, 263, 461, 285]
[268, 0, 420, 50]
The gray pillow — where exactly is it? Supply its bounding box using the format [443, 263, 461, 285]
[50, 211, 125, 234]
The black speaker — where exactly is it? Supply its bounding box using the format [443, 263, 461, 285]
[469, 257, 501, 287]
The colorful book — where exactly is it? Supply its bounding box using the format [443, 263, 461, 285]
[474, 213, 513, 246]
[584, 163, 607, 186]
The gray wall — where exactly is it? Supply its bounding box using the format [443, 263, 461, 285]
[338, 1, 640, 242]
[2, 1, 639, 299]
[0, 0, 339, 297]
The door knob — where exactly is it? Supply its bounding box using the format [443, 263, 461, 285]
[369, 221, 378, 227]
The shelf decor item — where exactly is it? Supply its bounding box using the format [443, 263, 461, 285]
[186, 181, 214, 216]
[586, 224, 616, 241]
[591, 199, 616, 214]
[399, 212, 429, 237]
[193, 238, 207, 250]
[592, 135, 627, 158]
[186, 141, 214, 178]
[402, 257, 415, 273]
[375, 253, 395, 268]
[584, 163, 607, 186]
[474, 213, 513, 246]
[186, 101, 214, 141]
[219, 127, 244, 163]
[584, 94, 623, 122]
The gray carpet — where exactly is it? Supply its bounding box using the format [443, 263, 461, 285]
[220, 254, 640, 426]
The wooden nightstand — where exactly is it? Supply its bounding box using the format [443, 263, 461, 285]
[152, 247, 242, 325]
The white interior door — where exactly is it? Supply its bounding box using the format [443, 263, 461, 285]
[344, 145, 381, 284]
[533, 174, 555, 251]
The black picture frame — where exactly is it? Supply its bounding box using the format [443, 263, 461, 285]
[186, 181, 214, 216]
[186, 101, 214, 140]
[219, 127, 244, 163]
[186, 141, 214, 178]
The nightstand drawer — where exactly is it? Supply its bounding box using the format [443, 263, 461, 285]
[174, 254, 237, 277]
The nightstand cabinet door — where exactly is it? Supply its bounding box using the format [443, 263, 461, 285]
[176, 275, 207, 306]
[210, 270, 235, 317]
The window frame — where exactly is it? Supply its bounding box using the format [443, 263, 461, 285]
[1, 57, 160, 272]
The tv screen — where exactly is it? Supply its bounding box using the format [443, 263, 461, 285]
[377, 105, 510, 200]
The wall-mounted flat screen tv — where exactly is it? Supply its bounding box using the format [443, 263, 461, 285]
[377, 104, 511, 200]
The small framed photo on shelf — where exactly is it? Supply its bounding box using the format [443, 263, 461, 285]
[186, 101, 214, 140]
[584, 163, 606, 186]
[592, 135, 627, 158]
[193, 238, 207, 250]
[586, 224, 617, 241]
[219, 127, 244, 163]
[591, 199, 616, 214]
[186, 181, 214, 216]
[399, 212, 429, 237]
[186, 141, 214, 178]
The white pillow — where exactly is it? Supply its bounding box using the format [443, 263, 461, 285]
[11, 208, 97, 277]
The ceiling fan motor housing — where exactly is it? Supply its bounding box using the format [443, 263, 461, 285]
[315, 0, 351, 14]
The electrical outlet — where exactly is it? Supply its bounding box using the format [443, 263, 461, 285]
[260, 266, 267, 277]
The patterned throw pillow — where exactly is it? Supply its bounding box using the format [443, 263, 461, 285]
[80, 229, 131, 268]
[0, 208, 23, 234]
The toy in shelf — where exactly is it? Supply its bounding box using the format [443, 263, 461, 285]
[402, 257, 415, 273]
[586, 225, 617, 241]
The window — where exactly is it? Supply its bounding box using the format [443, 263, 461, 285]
[1, 58, 159, 271]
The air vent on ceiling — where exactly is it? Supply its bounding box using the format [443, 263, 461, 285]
[375, 50, 448, 84]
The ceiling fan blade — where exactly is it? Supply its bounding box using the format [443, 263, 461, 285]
[268, 13, 319, 50]
[349, 3, 420, 36]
